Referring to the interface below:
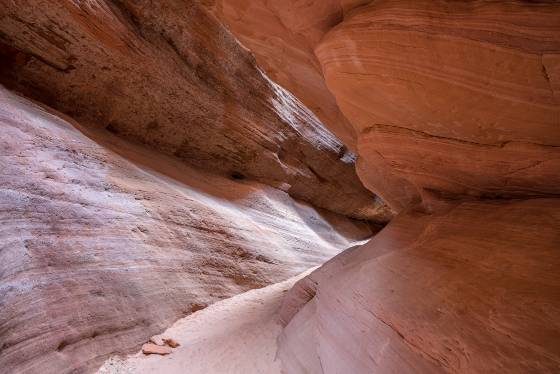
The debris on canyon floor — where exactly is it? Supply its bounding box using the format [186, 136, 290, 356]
[97, 269, 314, 373]
[162, 338, 181, 348]
[143, 336, 180, 354]
[141, 344, 172, 356]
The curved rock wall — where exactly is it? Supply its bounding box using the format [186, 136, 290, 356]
[2, 1, 560, 373]
[202, 0, 369, 148]
[316, 0, 560, 211]
[279, 199, 560, 373]
[0, 87, 373, 373]
[208, 1, 560, 373]
[0, 0, 390, 222]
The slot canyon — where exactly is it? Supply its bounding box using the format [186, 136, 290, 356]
[0, 1, 559, 373]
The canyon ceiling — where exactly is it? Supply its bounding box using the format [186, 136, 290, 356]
[1, 1, 559, 374]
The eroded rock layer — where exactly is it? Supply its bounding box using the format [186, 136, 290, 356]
[316, 0, 560, 210]
[0, 0, 390, 222]
[202, 0, 369, 148]
[209, 0, 560, 212]
[279, 199, 560, 373]
[0, 87, 373, 373]
[235, 1, 560, 373]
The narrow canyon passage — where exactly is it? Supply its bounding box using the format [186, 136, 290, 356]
[0, 87, 371, 373]
[1, 1, 560, 374]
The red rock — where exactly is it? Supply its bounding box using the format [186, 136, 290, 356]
[203, 0, 369, 149]
[314, 0, 560, 211]
[209, 0, 560, 212]
[141, 344, 172, 356]
[208, 2, 560, 373]
[162, 338, 180, 348]
[2, 1, 560, 374]
[149, 336, 164, 346]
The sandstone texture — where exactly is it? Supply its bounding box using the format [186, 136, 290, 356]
[207, 1, 560, 373]
[208, 0, 560, 212]
[0, 87, 373, 373]
[2, 0, 560, 373]
[0, 0, 390, 222]
[203, 0, 369, 148]
[279, 199, 560, 373]
[316, 0, 560, 211]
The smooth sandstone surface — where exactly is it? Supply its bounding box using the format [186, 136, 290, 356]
[0, 0, 390, 222]
[279, 199, 560, 373]
[211, 2, 560, 373]
[1, 1, 560, 373]
[0, 87, 373, 373]
[315, 0, 560, 210]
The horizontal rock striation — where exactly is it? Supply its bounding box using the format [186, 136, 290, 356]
[0, 87, 374, 373]
[2, 1, 560, 373]
[0, 0, 390, 222]
[209, 0, 560, 212]
[315, 0, 560, 211]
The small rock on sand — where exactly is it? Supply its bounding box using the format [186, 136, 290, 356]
[163, 338, 180, 348]
[142, 343, 172, 355]
[149, 335, 164, 346]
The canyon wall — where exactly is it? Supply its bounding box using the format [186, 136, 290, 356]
[1, 0, 559, 373]
[0, 86, 373, 373]
[0, 2, 396, 372]
[0, 0, 390, 222]
[316, 0, 560, 211]
[208, 0, 560, 212]
[279, 198, 560, 373]
[202, 0, 369, 148]
[205, 1, 560, 373]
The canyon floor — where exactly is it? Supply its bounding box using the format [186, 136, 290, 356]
[96, 268, 318, 374]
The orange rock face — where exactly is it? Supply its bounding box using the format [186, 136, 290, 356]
[203, 0, 368, 148]
[205, 1, 560, 372]
[2, 0, 560, 373]
[316, 0, 560, 210]
[210, 0, 560, 212]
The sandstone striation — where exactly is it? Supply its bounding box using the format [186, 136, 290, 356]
[96, 269, 316, 374]
[279, 199, 560, 373]
[2, 1, 560, 373]
[209, 0, 560, 212]
[0, 0, 390, 222]
[202, 0, 368, 148]
[0, 87, 373, 373]
[315, 0, 560, 210]
[226, 1, 560, 373]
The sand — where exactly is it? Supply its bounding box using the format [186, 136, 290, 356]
[97, 269, 315, 374]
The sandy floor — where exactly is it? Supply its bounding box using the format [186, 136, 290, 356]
[97, 269, 315, 374]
